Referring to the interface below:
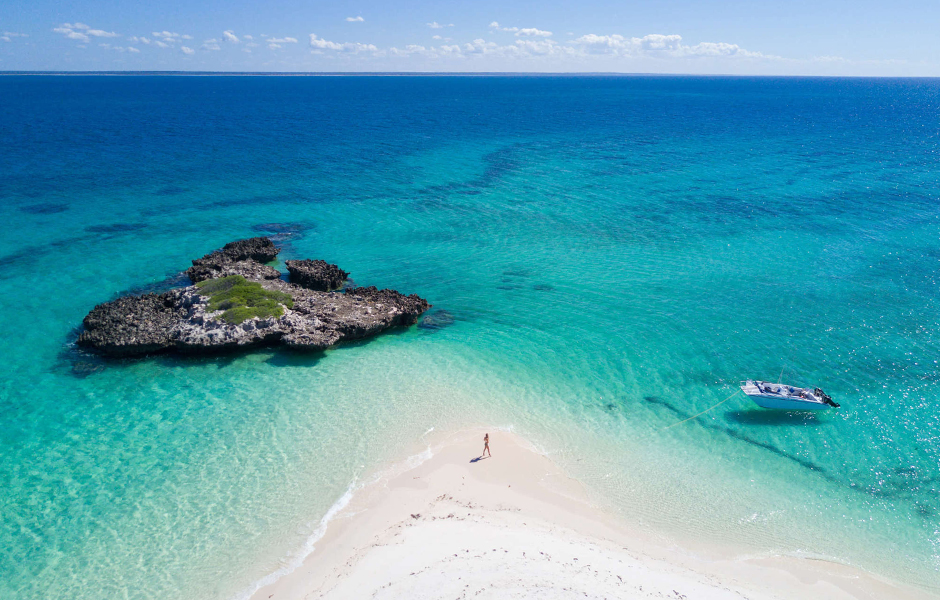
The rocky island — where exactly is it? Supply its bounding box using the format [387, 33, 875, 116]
[77, 237, 430, 357]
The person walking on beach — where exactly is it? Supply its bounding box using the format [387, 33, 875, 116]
[483, 433, 491, 458]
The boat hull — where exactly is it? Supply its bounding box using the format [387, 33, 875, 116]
[747, 394, 830, 410]
[739, 380, 833, 410]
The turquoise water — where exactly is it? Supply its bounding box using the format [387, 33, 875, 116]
[1, 75, 939, 598]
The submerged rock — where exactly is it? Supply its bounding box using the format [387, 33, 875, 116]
[285, 259, 348, 291]
[419, 309, 456, 331]
[77, 238, 431, 358]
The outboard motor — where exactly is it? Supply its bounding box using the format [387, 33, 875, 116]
[818, 389, 839, 408]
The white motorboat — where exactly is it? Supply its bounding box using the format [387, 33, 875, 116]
[740, 380, 839, 410]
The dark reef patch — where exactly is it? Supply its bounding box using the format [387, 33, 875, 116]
[413, 143, 530, 200]
[207, 190, 314, 209]
[252, 222, 313, 250]
[154, 185, 188, 196]
[533, 283, 555, 292]
[58, 327, 112, 378]
[85, 223, 147, 234]
[0, 247, 36, 268]
[419, 309, 455, 331]
[252, 222, 313, 234]
[20, 202, 69, 215]
[0, 233, 96, 275]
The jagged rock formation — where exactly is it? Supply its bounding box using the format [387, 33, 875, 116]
[285, 259, 349, 291]
[185, 237, 281, 283]
[77, 238, 431, 358]
[78, 293, 183, 357]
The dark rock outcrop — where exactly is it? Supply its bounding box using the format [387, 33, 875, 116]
[218, 237, 280, 263]
[285, 259, 349, 291]
[78, 292, 183, 357]
[185, 237, 281, 283]
[76, 238, 431, 358]
[345, 286, 430, 326]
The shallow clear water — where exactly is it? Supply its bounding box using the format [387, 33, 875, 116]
[1, 75, 938, 598]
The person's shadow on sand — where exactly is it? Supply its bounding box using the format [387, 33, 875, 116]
[469, 456, 491, 463]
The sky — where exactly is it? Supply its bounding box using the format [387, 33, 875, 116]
[1, 0, 939, 75]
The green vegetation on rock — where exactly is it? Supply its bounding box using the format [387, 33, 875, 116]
[195, 275, 293, 324]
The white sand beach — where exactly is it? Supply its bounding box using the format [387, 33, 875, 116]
[249, 430, 930, 600]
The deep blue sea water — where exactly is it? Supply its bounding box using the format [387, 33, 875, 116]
[1, 75, 939, 598]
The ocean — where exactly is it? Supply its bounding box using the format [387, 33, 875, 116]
[0, 74, 938, 598]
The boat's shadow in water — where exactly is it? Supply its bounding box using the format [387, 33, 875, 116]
[724, 409, 823, 427]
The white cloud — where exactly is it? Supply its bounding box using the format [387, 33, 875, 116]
[243, 35, 253, 40]
[202, 39, 221, 51]
[462, 38, 497, 54]
[269, 43, 281, 49]
[346, 16, 365, 22]
[570, 33, 775, 59]
[86, 28, 119, 38]
[516, 28, 551, 37]
[489, 22, 519, 32]
[1, 32, 27, 42]
[266, 37, 298, 44]
[378, 30, 775, 65]
[152, 31, 186, 41]
[154, 40, 169, 48]
[389, 44, 427, 56]
[309, 33, 378, 53]
[427, 22, 453, 29]
[456, 37, 572, 59]
[99, 43, 137, 52]
[181, 46, 194, 55]
[513, 38, 568, 56]
[128, 36, 151, 45]
[53, 25, 91, 43]
[223, 30, 240, 43]
[432, 35, 442, 40]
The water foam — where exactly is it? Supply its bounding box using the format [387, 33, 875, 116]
[232, 442, 437, 600]
[231, 478, 358, 600]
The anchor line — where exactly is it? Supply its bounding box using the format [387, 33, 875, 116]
[664, 389, 742, 429]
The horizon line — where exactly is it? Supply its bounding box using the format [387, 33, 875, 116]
[1, 70, 939, 79]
